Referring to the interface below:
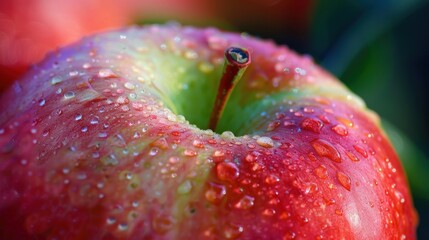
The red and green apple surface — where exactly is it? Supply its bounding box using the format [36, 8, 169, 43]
[0, 24, 417, 239]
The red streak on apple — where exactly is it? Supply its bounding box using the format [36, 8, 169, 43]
[0, 25, 417, 239]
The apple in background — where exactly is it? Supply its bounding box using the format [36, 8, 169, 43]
[0, 0, 216, 93]
[0, 24, 417, 239]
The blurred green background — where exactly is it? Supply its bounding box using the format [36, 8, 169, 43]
[1, 0, 428, 237]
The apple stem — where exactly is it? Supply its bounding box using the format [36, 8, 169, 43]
[208, 47, 251, 131]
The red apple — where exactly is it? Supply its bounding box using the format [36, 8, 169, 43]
[0, 24, 417, 239]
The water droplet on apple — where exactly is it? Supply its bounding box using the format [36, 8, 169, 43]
[262, 208, 276, 216]
[335, 209, 343, 216]
[101, 155, 119, 166]
[74, 114, 82, 121]
[123, 82, 136, 90]
[332, 124, 348, 136]
[223, 223, 244, 239]
[177, 179, 192, 194]
[216, 162, 239, 182]
[267, 120, 281, 131]
[38, 99, 46, 107]
[314, 165, 328, 179]
[82, 63, 91, 69]
[64, 91, 75, 99]
[183, 149, 197, 157]
[221, 131, 235, 139]
[192, 139, 205, 148]
[265, 174, 280, 184]
[346, 151, 360, 162]
[256, 137, 274, 148]
[152, 215, 175, 234]
[283, 231, 297, 239]
[98, 132, 108, 138]
[69, 70, 79, 77]
[50, 76, 63, 85]
[98, 69, 117, 78]
[149, 147, 159, 156]
[304, 182, 318, 194]
[205, 182, 226, 204]
[90, 116, 99, 125]
[311, 139, 341, 163]
[234, 195, 255, 210]
[337, 171, 351, 191]
[300, 118, 323, 133]
[118, 223, 128, 231]
[353, 145, 368, 158]
[106, 217, 116, 225]
[81, 126, 88, 133]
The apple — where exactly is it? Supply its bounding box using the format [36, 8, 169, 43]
[0, 24, 417, 239]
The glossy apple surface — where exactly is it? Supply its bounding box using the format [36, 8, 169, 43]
[0, 24, 417, 239]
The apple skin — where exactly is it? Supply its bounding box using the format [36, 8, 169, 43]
[0, 24, 417, 239]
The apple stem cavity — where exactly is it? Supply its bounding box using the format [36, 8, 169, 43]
[208, 47, 251, 131]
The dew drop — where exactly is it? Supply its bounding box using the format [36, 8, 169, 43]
[265, 174, 280, 184]
[82, 63, 91, 69]
[106, 217, 116, 225]
[300, 118, 323, 133]
[267, 120, 281, 131]
[118, 223, 128, 231]
[205, 182, 226, 204]
[192, 139, 205, 148]
[314, 165, 328, 179]
[337, 171, 351, 191]
[262, 208, 276, 216]
[149, 147, 159, 156]
[332, 124, 348, 136]
[74, 114, 83, 121]
[90, 117, 99, 125]
[234, 195, 255, 210]
[98, 132, 108, 138]
[177, 179, 192, 194]
[353, 145, 368, 158]
[38, 99, 46, 107]
[256, 136, 274, 148]
[152, 215, 175, 234]
[223, 223, 244, 239]
[221, 131, 235, 139]
[216, 162, 239, 182]
[98, 69, 117, 78]
[183, 149, 197, 157]
[64, 91, 75, 99]
[304, 182, 318, 194]
[346, 151, 360, 162]
[50, 76, 63, 85]
[124, 82, 135, 90]
[69, 70, 79, 77]
[311, 139, 341, 163]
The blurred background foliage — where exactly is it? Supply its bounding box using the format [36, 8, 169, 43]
[1, 0, 428, 237]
